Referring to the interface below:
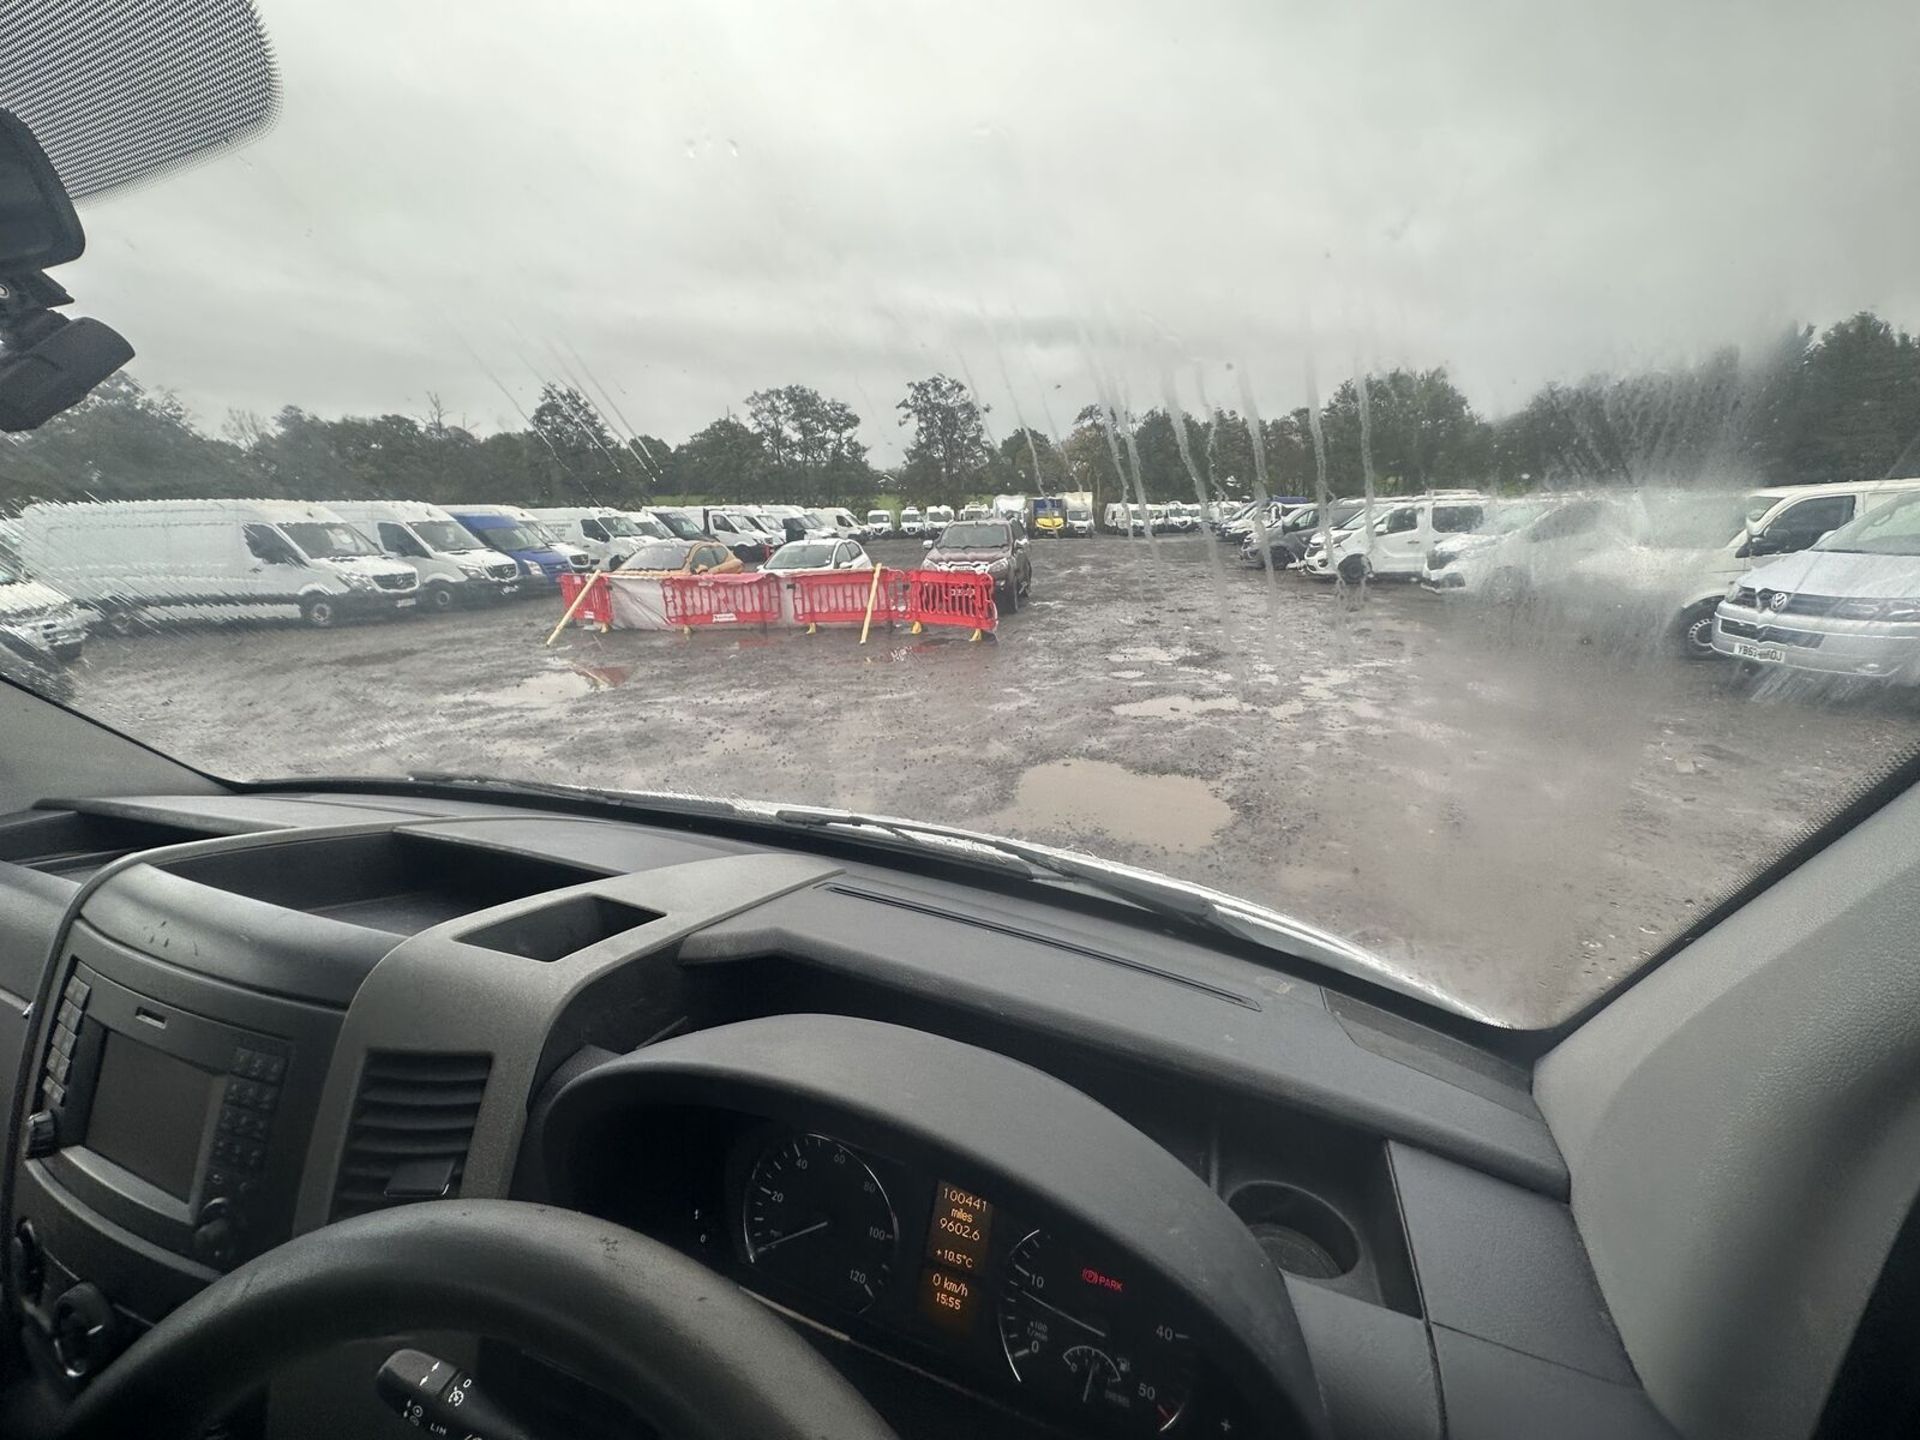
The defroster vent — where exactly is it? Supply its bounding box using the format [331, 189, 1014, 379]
[332, 1050, 491, 1220]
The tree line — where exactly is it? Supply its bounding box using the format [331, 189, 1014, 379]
[5, 312, 1918, 519]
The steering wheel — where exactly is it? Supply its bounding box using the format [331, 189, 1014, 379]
[57, 1199, 900, 1440]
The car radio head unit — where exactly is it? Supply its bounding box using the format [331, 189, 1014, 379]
[30, 959, 292, 1270]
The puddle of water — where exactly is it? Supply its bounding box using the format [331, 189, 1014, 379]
[992, 758, 1232, 853]
[1106, 645, 1179, 664]
[1112, 694, 1252, 719]
[480, 663, 632, 706]
[491, 671, 598, 704]
[1109, 669, 1146, 680]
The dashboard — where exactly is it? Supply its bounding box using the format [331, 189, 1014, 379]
[0, 793, 1679, 1440]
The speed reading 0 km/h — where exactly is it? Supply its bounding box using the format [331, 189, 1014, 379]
[741, 1133, 899, 1314]
[998, 1229, 1195, 1434]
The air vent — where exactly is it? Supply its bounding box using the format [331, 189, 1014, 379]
[331, 1050, 491, 1220]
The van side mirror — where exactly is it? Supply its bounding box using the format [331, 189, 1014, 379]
[922, 540, 934, 550]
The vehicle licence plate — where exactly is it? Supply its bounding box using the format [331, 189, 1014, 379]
[396, 598, 417, 609]
[1729, 640, 1783, 663]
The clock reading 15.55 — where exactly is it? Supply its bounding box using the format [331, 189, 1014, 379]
[926, 1180, 994, 1273]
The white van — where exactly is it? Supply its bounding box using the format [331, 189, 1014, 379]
[328, 500, 523, 609]
[805, 508, 865, 539]
[899, 507, 925, 537]
[1299, 492, 1490, 582]
[866, 509, 894, 537]
[527, 506, 671, 570]
[1569, 479, 1920, 658]
[925, 505, 956, 535]
[14, 499, 421, 630]
[0, 556, 88, 661]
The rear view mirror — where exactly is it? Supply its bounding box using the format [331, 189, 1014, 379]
[0, 112, 84, 271]
[0, 110, 133, 432]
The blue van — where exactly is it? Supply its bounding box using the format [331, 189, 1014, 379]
[444, 504, 581, 590]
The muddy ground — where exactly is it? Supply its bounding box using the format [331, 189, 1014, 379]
[68, 535, 1919, 1026]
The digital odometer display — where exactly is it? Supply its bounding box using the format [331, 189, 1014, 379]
[916, 1180, 996, 1334]
[926, 1180, 994, 1272]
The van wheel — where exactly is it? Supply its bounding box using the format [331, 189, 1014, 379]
[1676, 601, 1719, 660]
[1337, 554, 1369, 585]
[301, 597, 340, 629]
[1000, 580, 1022, 614]
[425, 583, 457, 612]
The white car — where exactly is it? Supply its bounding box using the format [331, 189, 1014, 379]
[1420, 497, 1596, 597]
[764, 538, 874, 573]
[1299, 492, 1490, 582]
[1714, 493, 1920, 681]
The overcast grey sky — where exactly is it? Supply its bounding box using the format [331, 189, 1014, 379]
[58, 0, 1920, 460]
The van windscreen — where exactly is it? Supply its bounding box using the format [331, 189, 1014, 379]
[411, 521, 481, 552]
[281, 523, 379, 559]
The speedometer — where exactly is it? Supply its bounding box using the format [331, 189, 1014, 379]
[741, 1132, 898, 1314]
[998, 1229, 1194, 1434]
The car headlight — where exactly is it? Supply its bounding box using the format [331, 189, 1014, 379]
[1883, 600, 1920, 622]
[456, 556, 489, 576]
[989, 558, 1009, 574]
[342, 572, 376, 590]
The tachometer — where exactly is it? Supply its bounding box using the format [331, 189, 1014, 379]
[741, 1132, 898, 1313]
[998, 1229, 1194, 1434]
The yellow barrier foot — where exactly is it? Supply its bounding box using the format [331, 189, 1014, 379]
[969, 628, 982, 642]
[910, 621, 923, 635]
[806, 623, 817, 635]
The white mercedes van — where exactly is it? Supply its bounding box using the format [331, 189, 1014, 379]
[15, 499, 420, 630]
[328, 500, 523, 608]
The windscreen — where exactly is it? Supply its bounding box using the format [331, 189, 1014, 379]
[281, 522, 378, 558]
[6, 2, 1919, 1031]
[937, 524, 1010, 549]
[620, 542, 692, 570]
[411, 521, 482, 552]
[769, 543, 836, 568]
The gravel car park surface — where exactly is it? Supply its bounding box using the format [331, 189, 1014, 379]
[69, 534, 1917, 1024]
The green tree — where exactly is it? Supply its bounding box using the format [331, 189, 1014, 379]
[668, 416, 768, 501]
[896, 375, 992, 506]
[746, 385, 872, 505]
[0, 374, 251, 505]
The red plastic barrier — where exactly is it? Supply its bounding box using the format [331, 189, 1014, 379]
[788, 568, 908, 630]
[905, 570, 998, 639]
[557, 571, 612, 628]
[661, 572, 782, 631]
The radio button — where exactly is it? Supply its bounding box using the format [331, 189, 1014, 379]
[46, 1052, 70, 1084]
[62, 977, 90, 1006]
[42, 1081, 65, 1108]
[23, 1111, 57, 1158]
[51, 1026, 76, 1058]
[55, 1001, 80, 1032]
